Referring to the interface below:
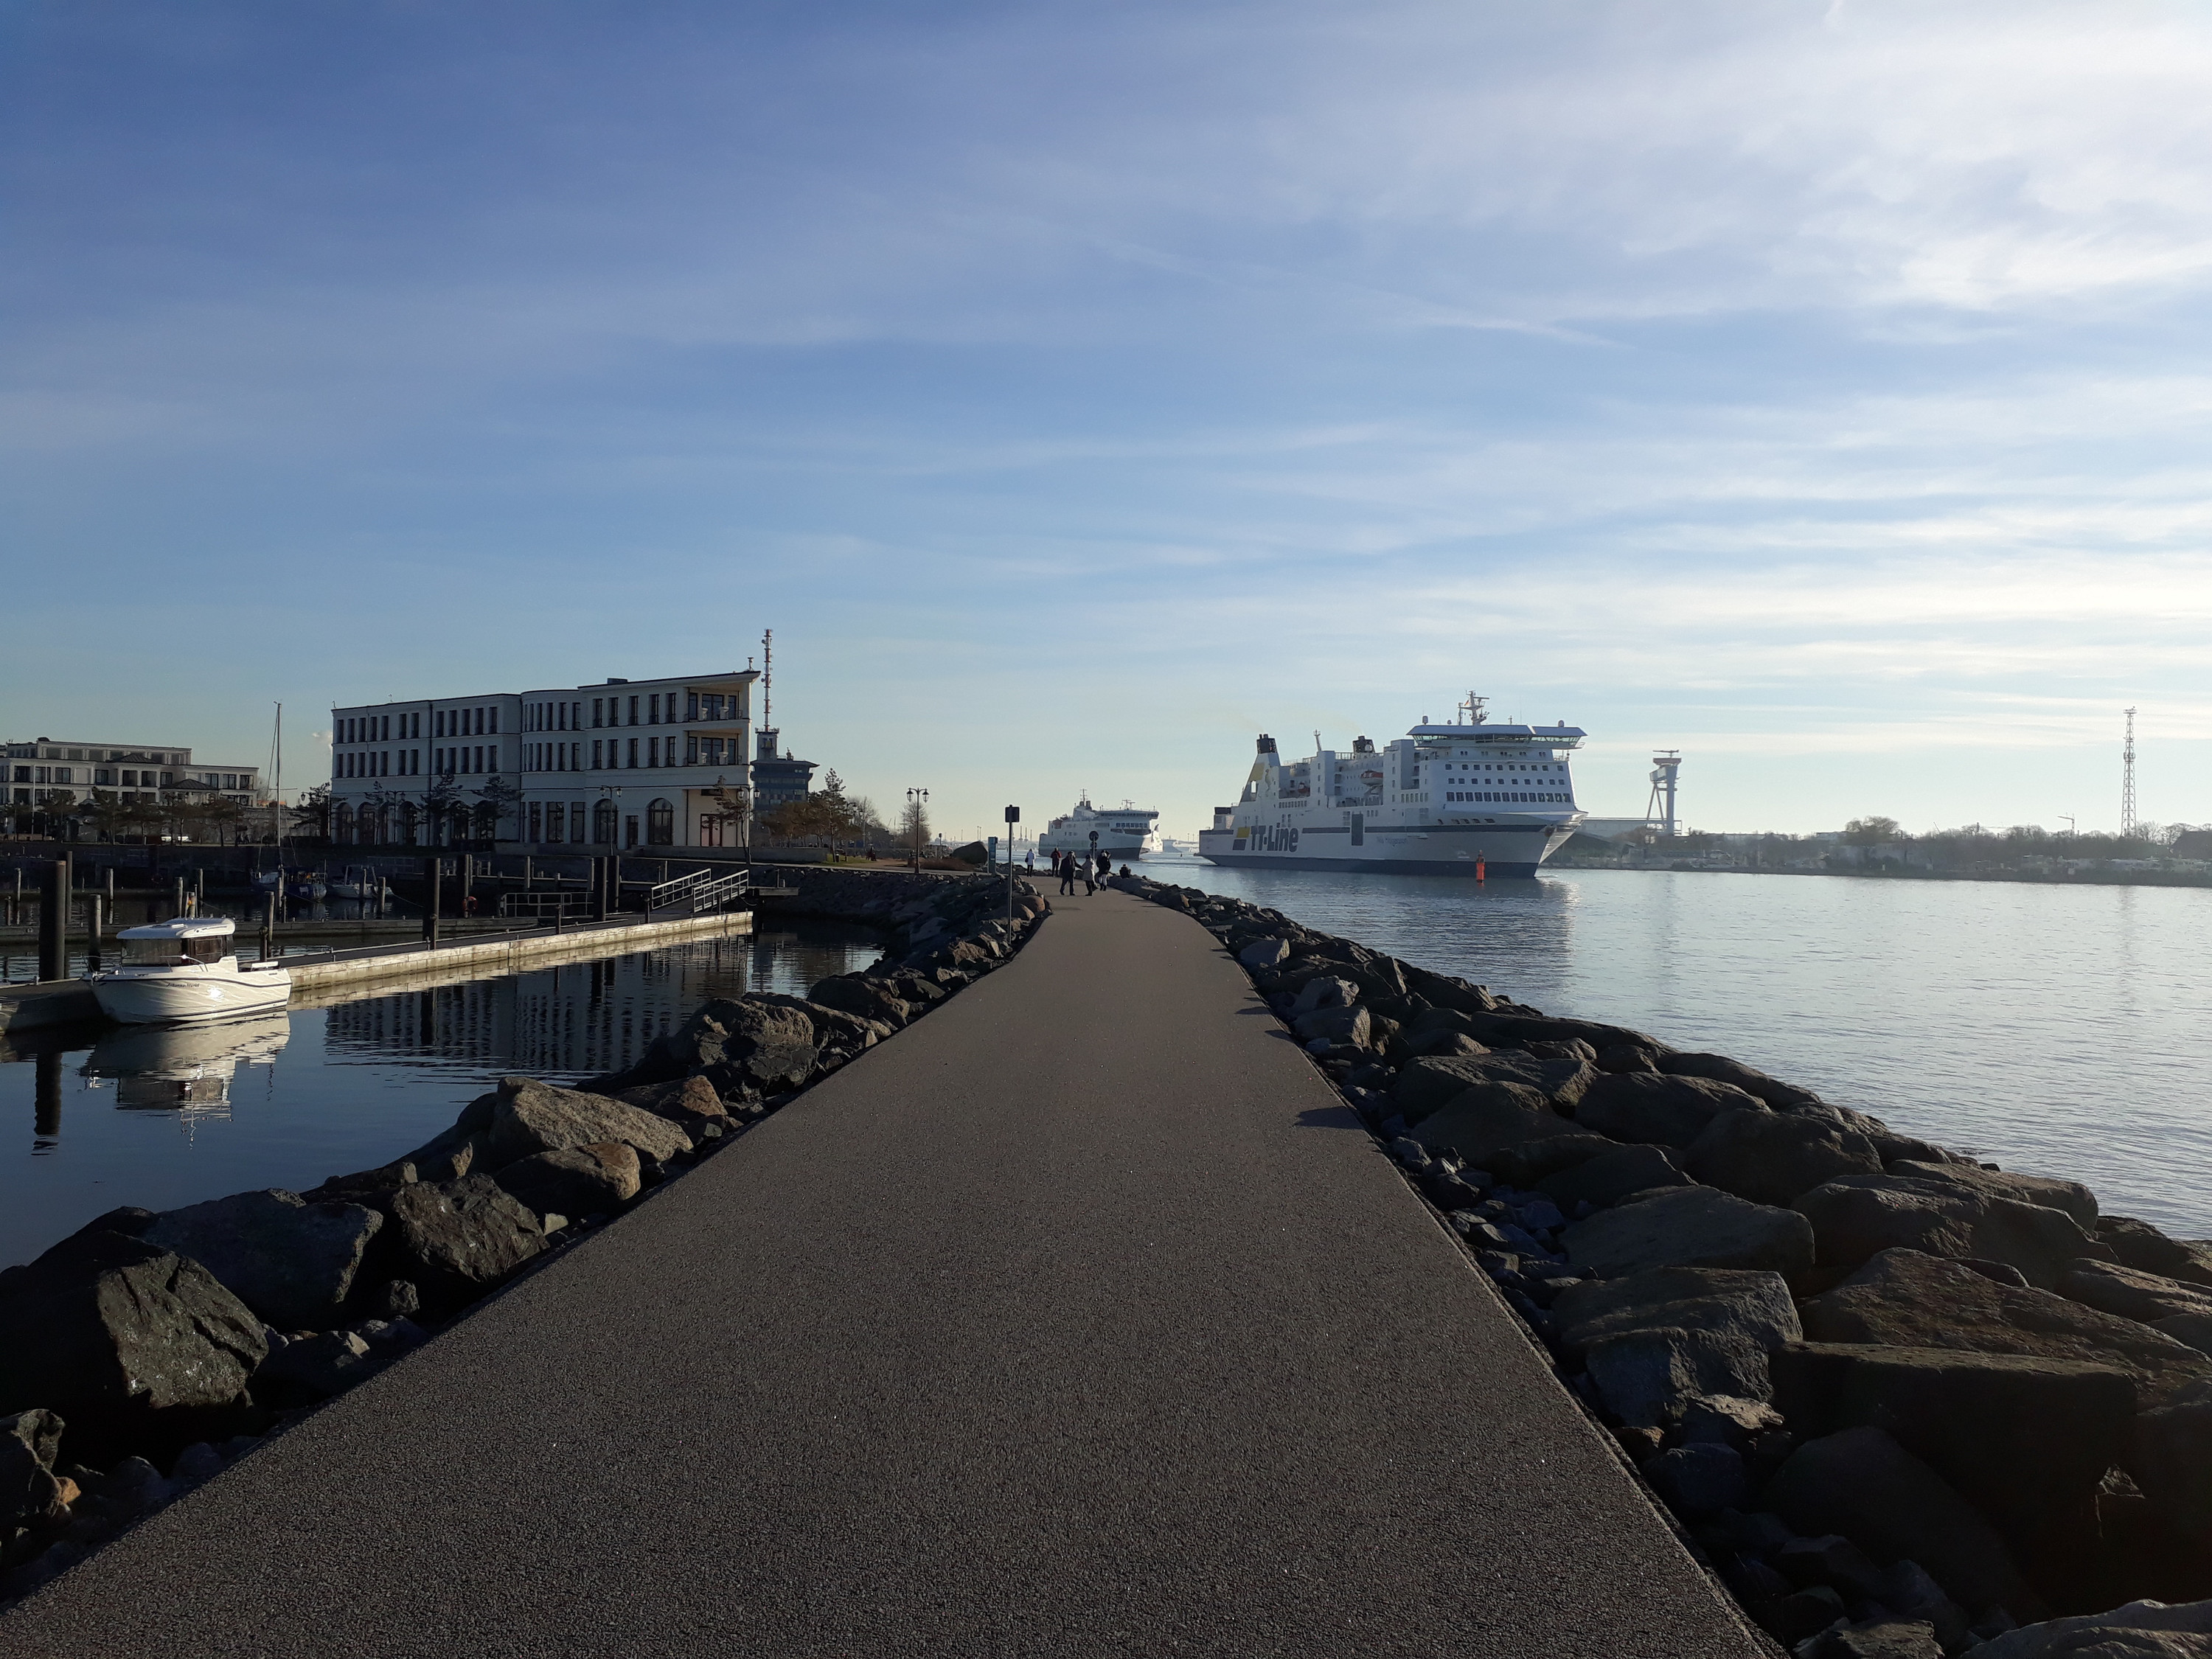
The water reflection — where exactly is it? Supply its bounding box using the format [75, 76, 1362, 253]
[1, 920, 883, 1267]
[80, 1013, 290, 1117]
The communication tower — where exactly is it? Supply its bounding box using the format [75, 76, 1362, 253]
[762, 628, 773, 729]
[2122, 706, 2138, 838]
[1646, 751, 1682, 840]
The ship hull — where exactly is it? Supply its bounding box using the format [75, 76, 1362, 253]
[1197, 819, 1573, 877]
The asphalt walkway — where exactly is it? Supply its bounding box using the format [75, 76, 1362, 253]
[0, 888, 1766, 1658]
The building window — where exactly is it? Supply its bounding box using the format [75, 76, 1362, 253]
[628, 695, 639, 726]
[592, 698, 603, 728]
[593, 799, 617, 844]
[648, 737, 659, 767]
[627, 737, 639, 768]
[546, 801, 565, 842]
[591, 740, 602, 769]
[626, 813, 640, 847]
[646, 798, 675, 845]
[528, 802, 543, 843]
[570, 802, 585, 843]
[685, 692, 699, 720]
[649, 694, 660, 724]
[684, 737, 700, 765]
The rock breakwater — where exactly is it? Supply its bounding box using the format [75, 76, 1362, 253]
[0, 870, 1045, 1611]
[1116, 873, 2212, 1659]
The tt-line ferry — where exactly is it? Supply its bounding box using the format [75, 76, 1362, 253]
[1195, 694, 1585, 878]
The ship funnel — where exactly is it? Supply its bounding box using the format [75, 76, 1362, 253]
[1352, 735, 1374, 754]
[1212, 806, 1234, 830]
[1256, 734, 1277, 755]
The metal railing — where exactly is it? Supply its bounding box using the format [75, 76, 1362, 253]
[498, 891, 588, 921]
[646, 866, 751, 915]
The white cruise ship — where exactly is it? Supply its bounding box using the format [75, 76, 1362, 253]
[1037, 793, 1159, 859]
[1196, 695, 1585, 877]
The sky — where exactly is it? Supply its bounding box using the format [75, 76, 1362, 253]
[7, 0, 2212, 840]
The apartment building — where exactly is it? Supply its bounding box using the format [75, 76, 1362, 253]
[330, 667, 757, 849]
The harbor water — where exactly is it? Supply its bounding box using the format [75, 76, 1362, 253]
[1141, 857, 2212, 1238]
[0, 921, 881, 1268]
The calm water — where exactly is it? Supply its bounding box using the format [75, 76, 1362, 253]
[0, 922, 882, 1267]
[1142, 857, 2212, 1237]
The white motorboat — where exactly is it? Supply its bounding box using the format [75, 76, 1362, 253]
[90, 917, 292, 1025]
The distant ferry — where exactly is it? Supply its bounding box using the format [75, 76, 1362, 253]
[1037, 793, 1159, 859]
[1196, 695, 1586, 877]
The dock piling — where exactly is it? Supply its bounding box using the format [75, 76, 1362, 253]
[39, 859, 65, 982]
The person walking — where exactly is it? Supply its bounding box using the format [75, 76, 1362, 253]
[1094, 849, 1110, 886]
[1057, 851, 1077, 896]
[1081, 854, 1096, 896]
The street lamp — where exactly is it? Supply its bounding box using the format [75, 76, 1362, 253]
[907, 787, 929, 873]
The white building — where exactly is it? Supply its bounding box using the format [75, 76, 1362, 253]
[5, 738, 262, 810]
[330, 668, 758, 850]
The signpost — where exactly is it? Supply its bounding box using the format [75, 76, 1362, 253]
[1004, 805, 1020, 924]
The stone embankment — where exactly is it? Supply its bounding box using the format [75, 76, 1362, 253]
[1114, 874, 2212, 1659]
[0, 870, 1044, 1610]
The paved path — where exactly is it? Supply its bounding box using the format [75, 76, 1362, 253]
[1, 889, 1766, 1658]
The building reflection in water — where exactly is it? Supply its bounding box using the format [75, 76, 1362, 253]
[320, 926, 880, 1084]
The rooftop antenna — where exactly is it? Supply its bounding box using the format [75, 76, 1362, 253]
[2123, 706, 2138, 837]
[762, 628, 773, 729]
[1646, 750, 1681, 840]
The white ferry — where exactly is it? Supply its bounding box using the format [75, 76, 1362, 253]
[1038, 794, 1159, 860]
[1197, 695, 1586, 877]
[91, 917, 292, 1024]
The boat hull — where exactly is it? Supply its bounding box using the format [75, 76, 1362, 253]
[92, 967, 293, 1025]
[1197, 819, 1575, 877]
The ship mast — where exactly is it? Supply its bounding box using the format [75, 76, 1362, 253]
[1458, 692, 1487, 726]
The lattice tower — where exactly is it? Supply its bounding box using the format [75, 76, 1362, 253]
[2123, 706, 2138, 838]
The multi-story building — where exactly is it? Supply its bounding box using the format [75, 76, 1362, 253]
[330, 667, 759, 849]
[4, 738, 262, 810]
[750, 728, 818, 809]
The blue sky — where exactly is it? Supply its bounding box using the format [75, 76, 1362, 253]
[7, 0, 2211, 838]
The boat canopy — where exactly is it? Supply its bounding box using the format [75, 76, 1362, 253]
[116, 917, 237, 940]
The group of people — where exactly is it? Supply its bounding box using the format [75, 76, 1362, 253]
[1054, 847, 1116, 895]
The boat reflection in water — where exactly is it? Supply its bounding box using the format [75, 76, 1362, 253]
[79, 1012, 292, 1121]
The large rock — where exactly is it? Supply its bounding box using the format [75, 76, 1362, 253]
[383, 1177, 548, 1310]
[807, 974, 914, 1029]
[614, 1076, 730, 1137]
[1792, 1175, 2115, 1290]
[1405, 1084, 1582, 1165]
[254, 1331, 375, 1406]
[1293, 1004, 1371, 1048]
[142, 1189, 383, 1329]
[493, 1143, 641, 1218]
[0, 1227, 265, 1462]
[2062, 1260, 2212, 1325]
[1772, 1342, 2135, 1586]
[1237, 936, 1290, 969]
[1764, 1426, 2041, 1621]
[1583, 1325, 1774, 1426]
[1572, 1071, 1769, 1148]
[2097, 1217, 2212, 1289]
[1798, 1622, 1945, 1659]
[1656, 1049, 1823, 1110]
[1888, 1161, 2098, 1229]
[1799, 1250, 2212, 1407]
[1562, 1186, 1815, 1281]
[1962, 1601, 2212, 1658]
[1, 1408, 65, 1528]
[1551, 1265, 1803, 1358]
[1685, 1109, 1883, 1206]
[2129, 1399, 2212, 1547]
[655, 998, 820, 1091]
[1394, 1054, 1593, 1122]
[483, 1078, 692, 1171]
[1538, 1143, 1693, 1209]
[1486, 1133, 1619, 1188]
